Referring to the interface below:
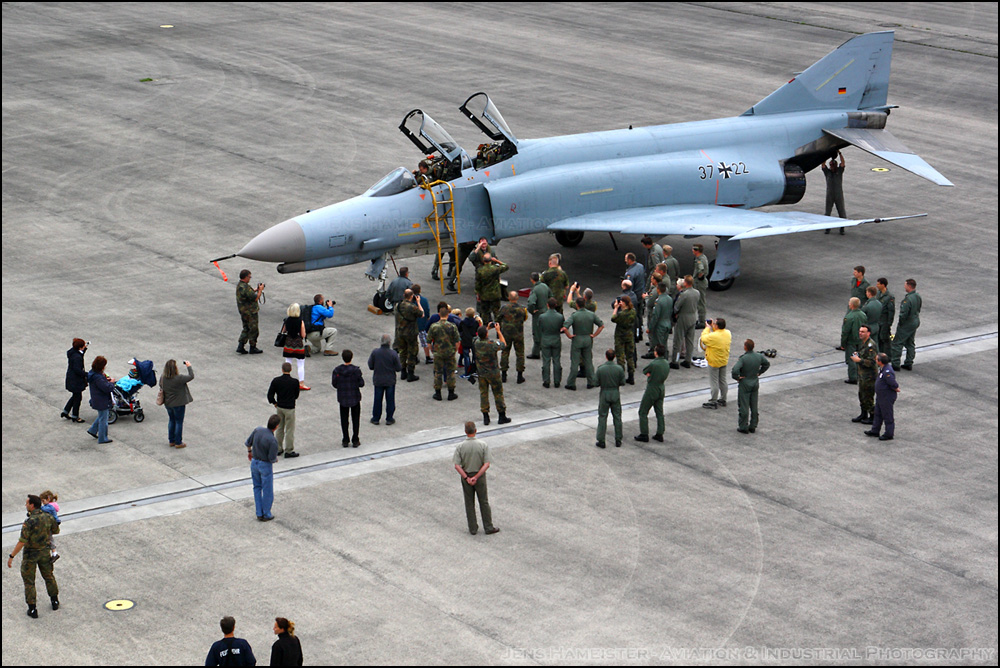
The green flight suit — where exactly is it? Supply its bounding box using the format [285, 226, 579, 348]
[612, 308, 637, 374]
[236, 281, 260, 346]
[877, 289, 896, 354]
[526, 281, 551, 357]
[474, 338, 506, 414]
[428, 320, 460, 390]
[498, 302, 529, 373]
[692, 253, 710, 322]
[645, 243, 665, 289]
[563, 309, 603, 389]
[841, 308, 868, 382]
[672, 288, 699, 364]
[595, 359, 626, 445]
[891, 290, 922, 368]
[856, 337, 879, 414]
[647, 293, 673, 349]
[861, 298, 883, 342]
[851, 277, 871, 305]
[732, 351, 770, 431]
[18, 509, 60, 606]
[537, 309, 564, 386]
[639, 357, 671, 437]
[664, 256, 681, 297]
[541, 267, 570, 313]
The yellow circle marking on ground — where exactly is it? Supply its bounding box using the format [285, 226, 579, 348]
[872, 167, 891, 172]
[105, 599, 135, 611]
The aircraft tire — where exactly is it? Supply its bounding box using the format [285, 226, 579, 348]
[373, 292, 390, 312]
[708, 260, 736, 291]
[554, 230, 584, 248]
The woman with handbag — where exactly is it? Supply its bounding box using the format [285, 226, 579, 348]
[281, 304, 310, 391]
[160, 359, 194, 449]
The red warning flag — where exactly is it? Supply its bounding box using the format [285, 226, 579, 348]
[213, 261, 229, 282]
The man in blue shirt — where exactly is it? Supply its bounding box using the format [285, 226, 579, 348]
[206, 616, 256, 666]
[306, 294, 338, 356]
[246, 416, 280, 521]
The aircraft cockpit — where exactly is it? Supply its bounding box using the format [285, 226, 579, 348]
[364, 167, 418, 198]
[399, 110, 469, 184]
[459, 92, 519, 168]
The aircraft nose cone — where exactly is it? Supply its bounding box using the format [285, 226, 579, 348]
[238, 219, 307, 262]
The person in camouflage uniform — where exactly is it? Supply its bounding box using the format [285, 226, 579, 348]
[7, 495, 59, 618]
[526, 272, 551, 359]
[474, 324, 510, 425]
[875, 277, 896, 356]
[394, 289, 424, 381]
[428, 302, 460, 401]
[541, 254, 570, 314]
[692, 244, 710, 328]
[611, 296, 637, 384]
[537, 298, 564, 388]
[236, 269, 265, 354]
[498, 291, 529, 384]
[851, 325, 879, 425]
[475, 253, 508, 325]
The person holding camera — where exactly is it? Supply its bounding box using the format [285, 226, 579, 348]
[475, 253, 508, 325]
[236, 269, 265, 355]
[160, 359, 195, 448]
[474, 323, 511, 425]
[611, 295, 636, 385]
[699, 317, 732, 409]
[61, 338, 89, 423]
[306, 294, 339, 356]
[394, 288, 424, 381]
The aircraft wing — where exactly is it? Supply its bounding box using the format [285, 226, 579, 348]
[545, 205, 926, 240]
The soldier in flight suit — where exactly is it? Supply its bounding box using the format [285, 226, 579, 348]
[861, 286, 882, 342]
[428, 302, 460, 401]
[474, 324, 511, 425]
[634, 344, 670, 443]
[841, 297, 868, 384]
[537, 298, 565, 388]
[563, 297, 605, 390]
[526, 272, 551, 359]
[671, 276, 699, 368]
[823, 151, 847, 234]
[594, 349, 626, 449]
[7, 494, 60, 618]
[851, 325, 879, 425]
[236, 269, 265, 355]
[732, 339, 770, 434]
[691, 244, 710, 328]
[891, 278, 922, 370]
[875, 278, 896, 357]
[497, 291, 528, 384]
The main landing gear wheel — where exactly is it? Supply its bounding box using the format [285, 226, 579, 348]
[374, 292, 396, 313]
[554, 230, 584, 248]
[708, 259, 735, 292]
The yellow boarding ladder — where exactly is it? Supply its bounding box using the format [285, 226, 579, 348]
[422, 180, 461, 295]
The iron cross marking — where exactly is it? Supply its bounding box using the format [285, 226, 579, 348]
[717, 162, 733, 179]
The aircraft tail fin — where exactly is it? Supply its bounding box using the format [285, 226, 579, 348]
[743, 31, 894, 116]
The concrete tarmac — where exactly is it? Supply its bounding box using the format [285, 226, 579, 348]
[3, 3, 997, 665]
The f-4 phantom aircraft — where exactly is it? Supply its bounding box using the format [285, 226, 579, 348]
[224, 31, 950, 310]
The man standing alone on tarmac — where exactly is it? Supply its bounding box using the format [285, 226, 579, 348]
[732, 339, 770, 434]
[7, 494, 60, 618]
[236, 269, 265, 355]
[453, 421, 500, 536]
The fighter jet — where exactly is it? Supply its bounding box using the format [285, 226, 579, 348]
[225, 30, 950, 310]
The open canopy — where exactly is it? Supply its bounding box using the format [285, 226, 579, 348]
[460, 92, 518, 145]
[398, 109, 464, 162]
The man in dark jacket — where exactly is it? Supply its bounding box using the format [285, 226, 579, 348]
[267, 363, 300, 458]
[332, 350, 365, 447]
[368, 334, 402, 425]
[205, 616, 256, 666]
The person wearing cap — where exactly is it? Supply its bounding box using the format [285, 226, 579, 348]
[691, 244, 710, 328]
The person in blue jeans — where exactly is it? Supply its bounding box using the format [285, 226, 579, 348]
[160, 359, 195, 449]
[246, 415, 280, 521]
[86, 356, 115, 444]
[367, 334, 401, 425]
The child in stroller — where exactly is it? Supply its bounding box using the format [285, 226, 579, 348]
[109, 358, 156, 424]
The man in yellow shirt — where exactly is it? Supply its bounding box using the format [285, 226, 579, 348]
[700, 317, 732, 409]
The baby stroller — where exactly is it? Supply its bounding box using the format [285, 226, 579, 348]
[108, 358, 156, 424]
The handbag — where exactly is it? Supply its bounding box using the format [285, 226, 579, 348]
[156, 383, 165, 406]
[274, 326, 287, 348]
